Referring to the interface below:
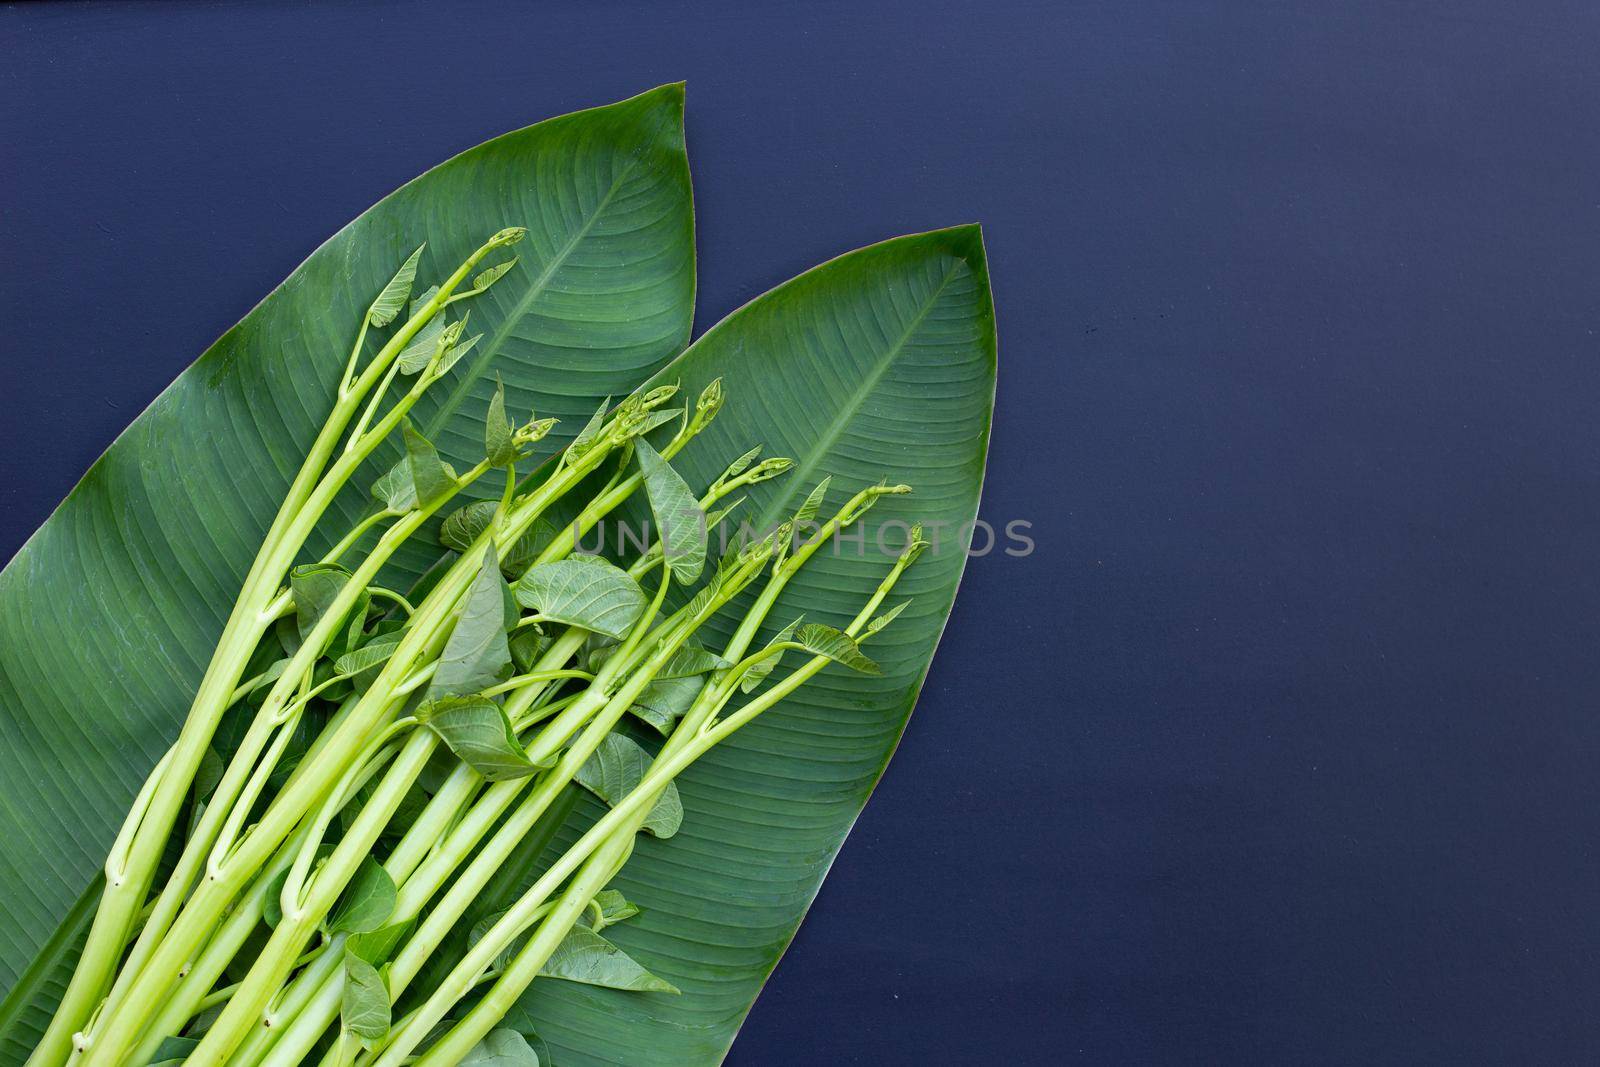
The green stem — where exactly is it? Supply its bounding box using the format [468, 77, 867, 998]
[347, 358, 403, 450]
[124, 825, 314, 1066]
[94, 429, 626, 1062]
[246, 447, 787, 1055]
[101, 461, 486, 1039]
[282, 723, 414, 911]
[76, 572, 465, 1066]
[321, 509, 392, 565]
[476, 669, 593, 699]
[189, 731, 440, 1065]
[383, 762, 481, 888]
[392, 538, 922, 1065]
[354, 483, 777, 1014]
[381, 553, 767, 1000]
[414, 833, 628, 1066]
[251, 724, 571, 1065]
[118, 388, 700, 1055]
[339, 317, 370, 397]
[366, 586, 414, 615]
[256, 967, 344, 1067]
[227, 932, 347, 1066]
[45, 232, 525, 1067]
[80, 342, 502, 1056]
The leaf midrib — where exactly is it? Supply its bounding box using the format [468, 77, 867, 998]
[750, 262, 964, 533]
[423, 142, 654, 440]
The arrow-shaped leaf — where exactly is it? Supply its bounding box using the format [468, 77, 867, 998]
[418, 696, 540, 782]
[575, 734, 683, 839]
[514, 558, 646, 639]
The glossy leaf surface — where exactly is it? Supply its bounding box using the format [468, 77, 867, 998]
[519, 226, 995, 1064]
[0, 84, 694, 1060]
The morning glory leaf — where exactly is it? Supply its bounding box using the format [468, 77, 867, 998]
[793, 623, 880, 674]
[395, 313, 447, 374]
[654, 643, 729, 679]
[575, 734, 682, 838]
[410, 284, 439, 314]
[333, 634, 401, 686]
[147, 1036, 198, 1067]
[582, 631, 620, 674]
[635, 438, 705, 582]
[431, 332, 481, 381]
[587, 889, 641, 931]
[461, 1029, 543, 1066]
[470, 258, 518, 294]
[440, 501, 550, 576]
[367, 244, 424, 328]
[468, 910, 530, 974]
[468, 905, 673, 994]
[508, 627, 547, 674]
[440, 501, 501, 554]
[628, 407, 684, 440]
[774, 476, 833, 571]
[514, 558, 645, 639]
[505, 515, 560, 577]
[741, 617, 803, 694]
[345, 586, 373, 652]
[540, 925, 679, 993]
[402, 420, 457, 506]
[628, 675, 704, 735]
[426, 546, 512, 701]
[485, 376, 517, 466]
[370, 458, 417, 514]
[794, 476, 832, 528]
[341, 950, 390, 1042]
[704, 497, 745, 536]
[417, 695, 540, 781]
[719, 445, 762, 484]
[565, 396, 610, 465]
[679, 573, 724, 625]
[289, 562, 358, 650]
[864, 600, 911, 637]
[329, 857, 396, 935]
[347, 918, 414, 966]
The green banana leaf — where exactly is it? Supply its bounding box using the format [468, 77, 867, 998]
[0, 82, 996, 1064]
[0, 84, 695, 1061]
[517, 226, 996, 1063]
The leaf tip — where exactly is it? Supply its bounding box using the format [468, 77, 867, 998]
[696, 377, 724, 421]
[751, 457, 794, 481]
[904, 522, 930, 562]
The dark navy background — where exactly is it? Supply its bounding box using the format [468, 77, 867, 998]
[6, 1, 1600, 1062]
